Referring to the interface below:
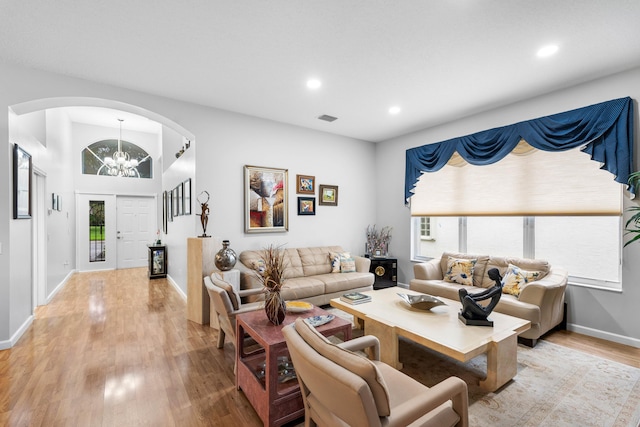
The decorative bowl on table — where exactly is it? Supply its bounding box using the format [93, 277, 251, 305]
[304, 314, 335, 327]
[397, 293, 446, 310]
[286, 301, 313, 313]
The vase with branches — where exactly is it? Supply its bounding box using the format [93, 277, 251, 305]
[366, 225, 392, 256]
[252, 244, 288, 325]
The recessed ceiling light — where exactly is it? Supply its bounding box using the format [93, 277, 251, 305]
[537, 44, 559, 58]
[306, 79, 322, 89]
[389, 106, 401, 115]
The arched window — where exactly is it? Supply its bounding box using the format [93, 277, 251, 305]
[82, 139, 152, 178]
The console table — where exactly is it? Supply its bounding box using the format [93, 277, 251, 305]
[147, 245, 167, 279]
[236, 307, 352, 427]
[368, 256, 397, 289]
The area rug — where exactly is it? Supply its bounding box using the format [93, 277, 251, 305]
[325, 308, 640, 426]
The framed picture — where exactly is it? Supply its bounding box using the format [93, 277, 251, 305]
[52, 193, 58, 211]
[183, 178, 192, 215]
[297, 197, 316, 215]
[172, 186, 179, 218]
[167, 190, 173, 223]
[296, 174, 315, 194]
[319, 184, 339, 206]
[162, 191, 168, 233]
[57, 195, 62, 211]
[13, 144, 32, 219]
[177, 182, 183, 216]
[244, 165, 288, 233]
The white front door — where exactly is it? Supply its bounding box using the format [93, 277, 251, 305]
[76, 194, 117, 271]
[116, 196, 155, 269]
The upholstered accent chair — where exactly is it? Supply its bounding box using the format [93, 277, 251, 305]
[203, 273, 264, 367]
[282, 318, 469, 427]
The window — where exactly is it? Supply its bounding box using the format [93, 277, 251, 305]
[82, 139, 152, 178]
[409, 144, 624, 290]
[412, 215, 622, 289]
[89, 200, 105, 262]
[419, 217, 433, 240]
[406, 99, 632, 292]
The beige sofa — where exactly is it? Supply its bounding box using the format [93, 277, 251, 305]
[410, 252, 568, 346]
[236, 246, 374, 306]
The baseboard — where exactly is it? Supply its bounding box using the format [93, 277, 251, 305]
[568, 323, 640, 349]
[167, 275, 187, 300]
[0, 271, 77, 350]
[0, 315, 34, 350]
[46, 269, 76, 304]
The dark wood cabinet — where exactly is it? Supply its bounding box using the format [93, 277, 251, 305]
[369, 257, 397, 290]
[148, 245, 167, 279]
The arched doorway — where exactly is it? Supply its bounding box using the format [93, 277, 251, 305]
[9, 97, 195, 304]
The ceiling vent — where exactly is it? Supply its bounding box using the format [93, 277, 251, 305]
[317, 114, 338, 122]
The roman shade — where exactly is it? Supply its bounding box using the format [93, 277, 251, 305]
[405, 97, 635, 216]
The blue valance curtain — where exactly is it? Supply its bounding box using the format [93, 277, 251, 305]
[405, 97, 635, 204]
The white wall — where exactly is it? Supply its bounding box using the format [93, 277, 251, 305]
[196, 107, 376, 255]
[45, 109, 76, 296]
[163, 143, 196, 293]
[0, 60, 376, 346]
[377, 66, 640, 346]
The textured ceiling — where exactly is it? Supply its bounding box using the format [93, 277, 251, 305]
[1, 1, 640, 142]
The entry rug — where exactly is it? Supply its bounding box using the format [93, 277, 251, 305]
[324, 307, 640, 426]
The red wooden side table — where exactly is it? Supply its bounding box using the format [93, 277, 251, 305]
[236, 306, 352, 427]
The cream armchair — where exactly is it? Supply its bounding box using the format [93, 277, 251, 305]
[203, 273, 264, 353]
[282, 318, 468, 427]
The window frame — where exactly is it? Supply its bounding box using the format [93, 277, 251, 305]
[419, 217, 434, 241]
[411, 215, 622, 291]
[82, 139, 153, 178]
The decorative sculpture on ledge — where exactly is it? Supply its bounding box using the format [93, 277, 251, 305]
[458, 268, 503, 327]
[197, 191, 210, 238]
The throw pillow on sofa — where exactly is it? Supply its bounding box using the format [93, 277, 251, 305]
[340, 253, 356, 273]
[329, 251, 356, 273]
[329, 251, 342, 273]
[502, 263, 541, 296]
[444, 256, 476, 286]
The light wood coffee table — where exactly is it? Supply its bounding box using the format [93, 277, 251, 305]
[330, 287, 530, 391]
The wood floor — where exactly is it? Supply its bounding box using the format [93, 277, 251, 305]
[1, 269, 638, 426]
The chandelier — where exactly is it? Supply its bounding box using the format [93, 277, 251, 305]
[100, 119, 140, 177]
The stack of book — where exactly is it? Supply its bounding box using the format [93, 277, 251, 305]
[340, 292, 371, 305]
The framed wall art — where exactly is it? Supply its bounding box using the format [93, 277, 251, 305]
[13, 144, 32, 219]
[172, 186, 179, 217]
[319, 184, 339, 206]
[167, 190, 173, 223]
[52, 193, 58, 211]
[183, 178, 192, 215]
[162, 191, 168, 233]
[177, 182, 183, 216]
[296, 174, 315, 194]
[297, 197, 316, 215]
[244, 165, 288, 233]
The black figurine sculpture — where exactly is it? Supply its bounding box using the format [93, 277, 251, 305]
[458, 268, 503, 326]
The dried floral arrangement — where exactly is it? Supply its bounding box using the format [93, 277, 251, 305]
[252, 244, 288, 324]
[253, 244, 287, 290]
[366, 224, 392, 255]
